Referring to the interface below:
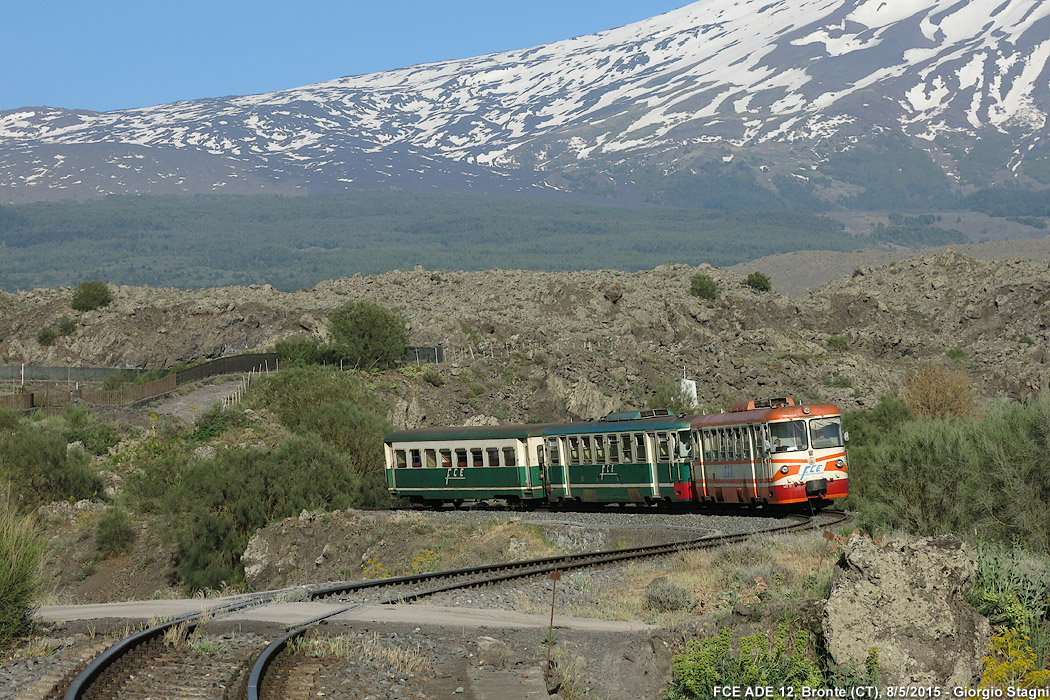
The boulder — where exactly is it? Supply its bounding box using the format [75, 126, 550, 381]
[823, 534, 989, 687]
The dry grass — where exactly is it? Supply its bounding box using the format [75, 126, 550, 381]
[289, 631, 432, 675]
[545, 532, 840, 625]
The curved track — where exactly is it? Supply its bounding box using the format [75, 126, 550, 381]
[55, 510, 848, 700]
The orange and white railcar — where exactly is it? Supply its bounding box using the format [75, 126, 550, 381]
[687, 397, 848, 508]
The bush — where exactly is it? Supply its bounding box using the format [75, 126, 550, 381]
[70, 280, 113, 312]
[845, 394, 1050, 554]
[0, 426, 104, 508]
[57, 316, 77, 336]
[62, 405, 122, 455]
[191, 404, 246, 442]
[826, 335, 849, 352]
[968, 542, 1050, 638]
[165, 436, 363, 591]
[980, 630, 1050, 689]
[649, 379, 699, 415]
[645, 577, 695, 612]
[327, 300, 409, 370]
[272, 337, 343, 366]
[689, 273, 718, 301]
[745, 271, 772, 292]
[36, 327, 57, 346]
[95, 507, 135, 558]
[901, 363, 979, 419]
[668, 627, 830, 699]
[0, 490, 44, 655]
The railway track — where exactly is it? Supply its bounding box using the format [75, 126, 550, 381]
[45, 510, 848, 700]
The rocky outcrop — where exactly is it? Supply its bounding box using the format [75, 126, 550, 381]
[823, 534, 990, 687]
[4, 247, 1050, 428]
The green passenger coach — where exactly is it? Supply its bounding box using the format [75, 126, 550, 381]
[384, 409, 698, 508]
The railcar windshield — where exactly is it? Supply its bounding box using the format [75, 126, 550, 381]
[810, 417, 844, 449]
[768, 420, 808, 452]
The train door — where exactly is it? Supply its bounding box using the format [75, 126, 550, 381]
[691, 429, 708, 501]
[543, 436, 570, 501]
[754, 423, 774, 502]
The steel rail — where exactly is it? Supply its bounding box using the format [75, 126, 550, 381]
[246, 509, 848, 700]
[61, 589, 288, 700]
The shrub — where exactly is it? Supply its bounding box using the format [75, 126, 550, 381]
[0, 490, 44, 655]
[191, 403, 246, 442]
[668, 627, 826, 699]
[968, 542, 1050, 638]
[36, 327, 57, 346]
[844, 394, 1050, 554]
[745, 271, 772, 292]
[980, 630, 1050, 690]
[57, 316, 77, 336]
[165, 436, 363, 591]
[272, 337, 342, 366]
[62, 405, 122, 455]
[649, 379, 699, 415]
[826, 335, 849, 352]
[689, 273, 718, 301]
[901, 363, 979, 419]
[327, 300, 409, 370]
[0, 426, 104, 508]
[70, 280, 113, 312]
[645, 577, 695, 612]
[95, 507, 135, 558]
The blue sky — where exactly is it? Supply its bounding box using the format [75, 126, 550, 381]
[2, 1, 690, 113]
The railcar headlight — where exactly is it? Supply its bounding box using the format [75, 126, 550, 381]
[779, 465, 789, 475]
[836, 459, 845, 468]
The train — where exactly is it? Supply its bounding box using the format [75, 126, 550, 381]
[383, 397, 849, 511]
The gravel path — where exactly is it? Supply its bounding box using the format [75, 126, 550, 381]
[152, 379, 243, 422]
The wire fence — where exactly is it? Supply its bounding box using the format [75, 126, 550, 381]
[0, 353, 282, 410]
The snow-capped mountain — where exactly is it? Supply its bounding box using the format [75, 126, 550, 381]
[2, 0, 1049, 204]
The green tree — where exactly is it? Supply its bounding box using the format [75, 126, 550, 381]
[689, 273, 718, 301]
[327, 300, 408, 370]
[746, 271, 772, 292]
[70, 280, 113, 312]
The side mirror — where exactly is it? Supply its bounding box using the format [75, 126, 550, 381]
[843, 431, 850, 443]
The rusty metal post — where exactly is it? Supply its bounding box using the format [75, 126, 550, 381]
[546, 570, 561, 684]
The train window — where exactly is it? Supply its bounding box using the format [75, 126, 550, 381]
[635, 434, 647, 462]
[594, 436, 606, 463]
[568, 437, 580, 465]
[425, 449, 438, 469]
[620, 434, 633, 463]
[456, 448, 468, 468]
[657, 433, 670, 460]
[678, 431, 693, 459]
[581, 436, 593, 463]
[440, 449, 453, 468]
[547, 438, 561, 466]
[503, 446, 517, 467]
[810, 417, 844, 449]
[486, 447, 500, 467]
[702, 431, 714, 461]
[769, 421, 808, 452]
[754, 426, 768, 457]
[741, 430, 752, 461]
[608, 434, 620, 463]
[395, 450, 407, 469]
[410, 449, 422, 468]
[471, 448, 484, 467]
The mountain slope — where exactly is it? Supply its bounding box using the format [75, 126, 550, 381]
[2, 0, 1049, 204]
